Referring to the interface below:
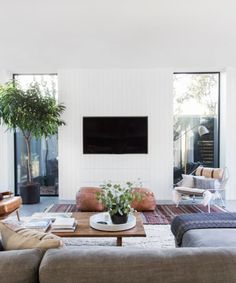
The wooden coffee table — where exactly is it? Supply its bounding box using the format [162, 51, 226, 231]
[50, 212, 146, 246]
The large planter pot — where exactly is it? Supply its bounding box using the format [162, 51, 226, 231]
[44, 175, 55, 186]
[110, 212, 128, 224]
[20, 183, 40, 204]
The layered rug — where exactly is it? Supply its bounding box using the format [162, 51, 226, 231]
[5, 216, 175, 248]
[46, 203, 227, 225]
[63, 225, 175, 248]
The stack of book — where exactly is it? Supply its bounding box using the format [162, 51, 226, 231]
[51, 217, 77, 232]
[32, 212, 73, 222]
[24, 218, 52, 232]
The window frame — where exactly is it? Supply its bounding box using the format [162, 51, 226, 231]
[13, 73, 58, 196]
[173, 71, 220, 169]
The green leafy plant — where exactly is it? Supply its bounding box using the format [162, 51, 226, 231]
[97, 182, 142, 216]
[0, 81, 66, 184]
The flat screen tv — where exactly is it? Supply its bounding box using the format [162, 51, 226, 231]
[83, 116, 148, 154]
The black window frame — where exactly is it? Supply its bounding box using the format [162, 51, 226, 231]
[13, 73, 58, 197]
[173, 71, 220, 169]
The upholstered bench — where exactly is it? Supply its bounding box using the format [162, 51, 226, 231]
[0, 196, 22, 221]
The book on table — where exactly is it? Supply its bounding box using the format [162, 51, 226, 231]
[32, 212, 73, 222]
[24, 218, 52, 232]
[51, 217, 77, 232]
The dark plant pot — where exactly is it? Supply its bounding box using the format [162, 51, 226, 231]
[20, 183, 40, 204]
[110, 212, 128, 224]
[44, 175, 55, 186]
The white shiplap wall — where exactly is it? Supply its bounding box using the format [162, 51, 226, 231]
[58, 69, 173, 200]
[221, 68, 236, 200]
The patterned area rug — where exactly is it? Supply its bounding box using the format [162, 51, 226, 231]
[141, 204, 227, 224]
[46, 203, 227, 225]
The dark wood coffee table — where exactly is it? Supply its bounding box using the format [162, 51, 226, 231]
[50, 212, 146, 246]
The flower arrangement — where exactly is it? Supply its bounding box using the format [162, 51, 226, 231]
[97, 181, 142, 224]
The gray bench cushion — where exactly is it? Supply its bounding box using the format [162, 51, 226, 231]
[181, 229, 236, 247]
[40, 246, 236, 283]
[0, 249, 44, 283]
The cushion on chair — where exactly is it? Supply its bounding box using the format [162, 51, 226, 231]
[131, 188, 156, 211]
[181, 174, 194, 188]
[196, 167, 224, 180]
[0, 197, 22, 217]
[193, 177, 221, 192]
[76, 187, 105, 212]
[175, 186, 205, 196]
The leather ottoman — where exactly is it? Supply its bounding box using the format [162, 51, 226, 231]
[131, 188, 156, 211]
[76, 187, 105, 212]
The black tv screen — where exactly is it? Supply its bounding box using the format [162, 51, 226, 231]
[83, 117, 148, 154]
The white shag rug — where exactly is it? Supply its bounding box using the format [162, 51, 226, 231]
[62, 225, 175, 248]
[6, 216, 175, 248]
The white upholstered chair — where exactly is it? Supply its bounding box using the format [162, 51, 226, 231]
[173, 166, 229, 213]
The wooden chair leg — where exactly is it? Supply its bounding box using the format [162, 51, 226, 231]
[16, 210, 20, 221]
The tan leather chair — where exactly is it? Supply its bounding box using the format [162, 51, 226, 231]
[0, 192, 22, 221]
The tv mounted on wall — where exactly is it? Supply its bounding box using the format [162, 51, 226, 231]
[83, 116, 148, 154]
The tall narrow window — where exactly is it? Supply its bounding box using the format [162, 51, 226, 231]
[173, 73, 220, 184]
[14, 74, 59, 196]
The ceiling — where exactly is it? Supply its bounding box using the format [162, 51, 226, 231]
[0, 0, 236, 72]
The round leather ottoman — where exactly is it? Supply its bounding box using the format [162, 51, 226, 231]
[131, 188, 156, 211]
[76, 187, 105, 212]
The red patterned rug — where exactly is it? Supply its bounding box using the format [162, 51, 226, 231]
[141, 204, 227, 224]
[45, 204, 227, 225]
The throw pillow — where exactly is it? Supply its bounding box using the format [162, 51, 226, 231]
[193, 177, 220, 192]
[0, 221, 63, 251]
[195, 167, 224, 179]
[181, 175, 194, 188]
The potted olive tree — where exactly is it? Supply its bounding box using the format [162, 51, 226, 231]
[0, 81, 65, 204]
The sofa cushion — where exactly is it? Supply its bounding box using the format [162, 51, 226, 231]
[131, 188, 156, 211]
[0, 239, 3, 251]
[0, 221, 63, 250]
[181, 229, 236, 247]
[0, 248, 43, 283]
[39, 246, 236, 283]
[76, 187, 105, 212]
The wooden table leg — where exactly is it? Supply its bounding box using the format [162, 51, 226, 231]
[117, 237, 122, 246]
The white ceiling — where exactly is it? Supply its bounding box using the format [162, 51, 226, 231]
[0, 0, 236, 72]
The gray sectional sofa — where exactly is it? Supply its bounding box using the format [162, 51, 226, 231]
[181, 228, 236, 247]
[171, 213, 236, 248]
[2, 242, 236, 283]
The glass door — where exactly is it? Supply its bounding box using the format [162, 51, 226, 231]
[173, 72, 220, 184]
[14, 74, 59, 196]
